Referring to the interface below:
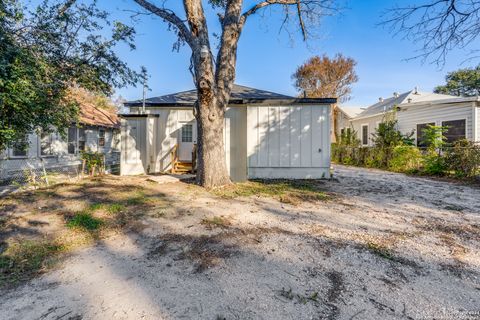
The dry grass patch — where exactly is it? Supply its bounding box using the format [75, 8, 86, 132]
[0, 176, 168, 288]
[212, 180, 328, 205]
[0, 240, 64, 286]
[201, 216, 233, 230]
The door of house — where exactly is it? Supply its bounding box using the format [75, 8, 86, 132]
[178, 121, 196, 162]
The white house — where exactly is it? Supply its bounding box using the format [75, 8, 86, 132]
[0, 103, 121, 184]
[121, 84, 335, 181]
[347, 89, 480, 146]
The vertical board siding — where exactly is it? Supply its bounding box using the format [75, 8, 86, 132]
[225, 107, 247, 181]
[290, 107, 302, 167]
[300, 106, 312, 167]
[279, 107, 291, 167]
[268, 107, 280, 167]
[246, 107, 258, 167]
[247, 105, 330, 171]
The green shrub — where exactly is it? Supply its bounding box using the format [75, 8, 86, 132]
[444, 139, 480, 178]
[389, 146, 423, 173]
[67, 212, 103, 231]
[422, 151, 448, 175]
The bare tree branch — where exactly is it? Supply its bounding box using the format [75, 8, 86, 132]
[382, 0, 480, 66]
[133, 0, 194, 47]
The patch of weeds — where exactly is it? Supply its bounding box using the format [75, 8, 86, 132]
[125, 191, 149, 206]
[67, 212, 103, 231]
[106, 203, 125, 215]
[367, 242, 394, 260]
[0, 240, 64, 285]
[279, 287, 319, 304]
[0, 216, 9, 229]
[89, 203, 105, 211]
[201, 216, 232, 230]
[150, 232, 239, 273]
[212, 180, 328, 205]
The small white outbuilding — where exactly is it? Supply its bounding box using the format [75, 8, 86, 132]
[120, 84, 335, 181]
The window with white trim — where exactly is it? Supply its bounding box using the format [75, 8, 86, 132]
[181, 124, 193, 143]
[442, 119, 466, 144]
[11, 135, 29, 157]
[98, 129, 105, 147]
[361, 125, 369, 146]
[416, 122, 435, 148]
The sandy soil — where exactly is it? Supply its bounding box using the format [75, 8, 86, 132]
[1, 165, 479, 320]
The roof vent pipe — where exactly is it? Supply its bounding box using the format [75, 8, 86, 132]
[414, 86, 419, 94]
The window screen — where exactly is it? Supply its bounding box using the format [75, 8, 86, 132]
[98, 129, 105, 147]
[12, 135, 28, 157]
[181, 124, 193, 143]
[361, 125, 368, 145]
[68, 127, 77, 154]
[416, 123, 435, 148]
[78, 128, 86, 152]
[442, 119, 466, 144]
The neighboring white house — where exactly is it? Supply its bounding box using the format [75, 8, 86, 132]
[347, 88, 480, 146]
[335, 106, 362, 139]
[0, 103, 121, 184]
[121, 84, 335, 181]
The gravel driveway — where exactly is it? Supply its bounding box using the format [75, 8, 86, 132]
[1, 165, 479, 320]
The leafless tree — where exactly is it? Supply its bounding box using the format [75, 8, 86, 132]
[383, 0, 480, 66]
[133, 0, 338, 187]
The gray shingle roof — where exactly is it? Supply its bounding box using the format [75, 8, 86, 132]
[125, 84, 296, 107]
[355, 90, 455, 118]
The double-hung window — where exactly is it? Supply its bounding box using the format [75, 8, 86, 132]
[442, 119, 466, 144]
[98, 129, 106, 147]
[11, 135, 29, 157]
[68, 126, 77, 154]
[361, 125, 369, 146]
[416, 123, 435, 148]
[78, 129, 86, 152]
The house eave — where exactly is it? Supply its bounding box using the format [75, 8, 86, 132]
[125, 97, 337, 108]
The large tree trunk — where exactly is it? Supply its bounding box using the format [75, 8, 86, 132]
[195, 97, 230, 187]
[185, 0, 244, 188]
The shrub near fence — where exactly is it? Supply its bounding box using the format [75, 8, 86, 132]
[332, 140, 480, 179]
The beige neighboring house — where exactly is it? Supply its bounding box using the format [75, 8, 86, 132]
[349, 88, 480, 146]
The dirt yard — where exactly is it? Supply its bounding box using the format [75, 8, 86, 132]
[1, 165, 479, 320]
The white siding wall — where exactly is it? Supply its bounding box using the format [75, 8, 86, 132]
[397, 102, 474, 142]
[120, 118, 147, 175]
[336, 109, 352, 140]
[246, 105, 331, 179]
[133, 106, 247, 180]
[224, 107, 247, 182]
[475, 106, 480, 142]
[350, 114, 384, 146]
[149, 108, 195, 172]
[1, 126, 119, 178]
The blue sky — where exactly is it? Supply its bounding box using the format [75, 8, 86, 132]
[107, 0, 478, 108]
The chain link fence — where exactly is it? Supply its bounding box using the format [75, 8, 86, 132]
[0, 152, 120, 191]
